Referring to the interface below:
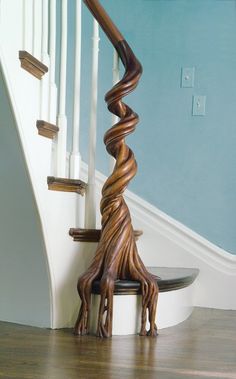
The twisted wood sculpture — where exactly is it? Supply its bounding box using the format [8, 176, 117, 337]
[74, 0, 159, 338]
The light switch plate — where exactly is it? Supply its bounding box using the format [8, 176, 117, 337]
[181, 67, 195, 88]
[192, 95, 206, 116]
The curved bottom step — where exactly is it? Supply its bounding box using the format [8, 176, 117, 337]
[90, 267, 199, 335]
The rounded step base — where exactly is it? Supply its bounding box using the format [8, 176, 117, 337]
[90, 267, 199, 335]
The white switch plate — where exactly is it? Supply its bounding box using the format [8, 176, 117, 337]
[192, 95, 206, 116]
[181, 67, 195, 88]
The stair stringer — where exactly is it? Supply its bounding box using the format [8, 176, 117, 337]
[0, 1, 91, 329]
[80, 162, 236, 311]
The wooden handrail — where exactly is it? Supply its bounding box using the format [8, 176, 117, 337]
[74, 0, 158, 338]
[83, 0, 124, 46]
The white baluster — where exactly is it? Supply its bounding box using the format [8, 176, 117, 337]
[32, 0, 42, 59]
[41, 0, 48, 63]
[110, 49, 120, 173]
[48, 0, 57, 124]
[40, 0, 49, 120]
[22, 0, 33, 52]
[56, 0, 68, 177]
[85, 20, 100, 229]
[70, 0, 82, 179]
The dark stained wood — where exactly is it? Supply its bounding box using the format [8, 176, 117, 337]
[69, 228, 143, 242]
[36, 120, 59, 139]
[75, 0, 158, 338]
[0, 308, 236, 379]
[83, 0, 124, 46]
[47, 176, 87, 195]
[19, 50, 48, 79]
[92, 267, 199, 295]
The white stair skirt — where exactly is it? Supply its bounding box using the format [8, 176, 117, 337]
[90, 283, 195, 335]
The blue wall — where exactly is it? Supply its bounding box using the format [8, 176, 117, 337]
[66, 0, 236, 254]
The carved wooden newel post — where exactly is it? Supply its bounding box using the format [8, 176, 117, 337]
[74, 0, 159, 338]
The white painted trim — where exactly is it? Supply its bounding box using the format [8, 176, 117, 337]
[22, 0, 33, 52]
[70, 0, 82, 180]
[41, 0, 48, 63]
[85, 20, 100, 229]
[56, 0, 68, 177]
[32, 0, 41, 59]
[39, 0, 49, 121]
[48, 0, 57, 125]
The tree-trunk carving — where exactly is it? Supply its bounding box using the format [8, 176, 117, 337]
[74, 0, 159, 338]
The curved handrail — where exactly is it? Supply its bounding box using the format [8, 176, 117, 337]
[75, 0, 158, 338]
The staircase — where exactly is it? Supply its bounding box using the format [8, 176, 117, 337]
[0, 0, 203, 335]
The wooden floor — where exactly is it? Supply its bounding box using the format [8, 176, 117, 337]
[0, 308, 236, 379]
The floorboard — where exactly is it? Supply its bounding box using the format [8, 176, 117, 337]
[0, 308, 236, 379]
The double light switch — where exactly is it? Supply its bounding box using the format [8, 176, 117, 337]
[181, 67, 206, 116]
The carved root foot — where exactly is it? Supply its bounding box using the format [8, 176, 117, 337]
[139, 325, 158, 337]
[74, 321, 89, 336]
[96, 276, 114, 338]
[139, 326, 147, 336]
[97, 322, 112, 338]
[74, 302, 89, 336]
[147, 325, 158, 337]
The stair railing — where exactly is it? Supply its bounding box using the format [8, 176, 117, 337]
[1, 0, 159, 335]
[18, 0, 99, 226]
[74, 0, 159, 338]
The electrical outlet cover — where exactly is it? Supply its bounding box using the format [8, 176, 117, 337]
[181, 67, 195, 88]
[192, 95, 206, 116]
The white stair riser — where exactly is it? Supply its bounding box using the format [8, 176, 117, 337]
[90, 283, 195, 335]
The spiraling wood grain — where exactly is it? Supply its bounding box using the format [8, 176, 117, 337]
[74, 0, 159, 338]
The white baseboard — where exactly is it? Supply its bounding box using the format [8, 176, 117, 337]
[81, 162, 236, 310]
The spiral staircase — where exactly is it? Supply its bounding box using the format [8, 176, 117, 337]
[7, 0, 236, 336]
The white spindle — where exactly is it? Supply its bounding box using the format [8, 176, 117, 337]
[40, 0, 49, 120]
[32, 0, 42, 58]
[32, 0, 37, 56]
[48, 0, 57, 124]
[41, 0, 48, 62]
[22, 0, 33, 51]
[70, 0, 82, 179]
[56, 0, 68, 177]
[85, 20, 100, 229]
[110, 49, 120, 172]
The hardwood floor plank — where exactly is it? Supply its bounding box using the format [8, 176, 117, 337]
[0, 308, 236, 379]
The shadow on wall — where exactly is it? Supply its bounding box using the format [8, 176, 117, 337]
[0, 68, 51, 327]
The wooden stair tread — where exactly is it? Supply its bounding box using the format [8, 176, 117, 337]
[92, 267, 199, 295]
[47, 176, 87, 195]
[19, 50, 48, 79]
[36, 120, 59, 139]
[69, 228, 143, 242]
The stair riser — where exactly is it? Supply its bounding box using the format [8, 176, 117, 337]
[90, 283, 195, 335]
